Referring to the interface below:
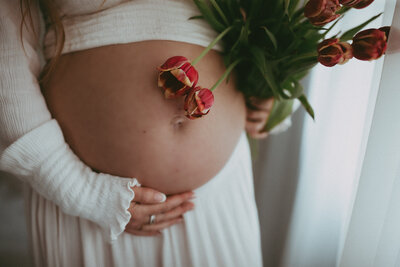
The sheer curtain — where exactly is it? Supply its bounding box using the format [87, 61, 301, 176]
[253, 1, 395, 266]
[339, 1, 400, 266]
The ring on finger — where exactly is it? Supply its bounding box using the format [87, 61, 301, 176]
[149, 214, 156, 225]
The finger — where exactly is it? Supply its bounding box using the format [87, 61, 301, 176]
[154, 201, 194, 224]
[247, 97, 274, 111]
[129, 191, 194, 223]
[140, 191, 195, 216]
[246, 121, 265, 135]
[142, 217, 184, 232]
[247, 110, 270, 123]
[132, 187, 167, 204]
[124, 228, 161, 236]
[126, 201, 193, 230]
[248, 131, 269, 139]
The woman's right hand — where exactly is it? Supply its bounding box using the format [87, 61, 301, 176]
[124, 187, 195, 236]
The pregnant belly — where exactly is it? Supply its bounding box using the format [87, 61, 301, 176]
[42, 40, 246, 194]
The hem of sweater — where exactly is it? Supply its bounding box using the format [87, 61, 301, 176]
[108, 178, 140, 242]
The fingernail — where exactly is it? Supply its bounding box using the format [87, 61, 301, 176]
[155, 193, 166, 202]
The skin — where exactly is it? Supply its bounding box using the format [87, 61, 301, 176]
[41, 40, 270, 235]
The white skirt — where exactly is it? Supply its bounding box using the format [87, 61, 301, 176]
[24, 132, 262, 267]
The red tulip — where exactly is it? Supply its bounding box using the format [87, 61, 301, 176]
[317, 38, 353, 67]
[352, 29, 387, 61]
[340, 0, 374, 9]
[184, 87, 214, 119]
[158, 56, 199, 98]
[304, 0, 341, 26]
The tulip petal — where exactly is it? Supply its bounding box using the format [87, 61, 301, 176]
[159, 71, 187, 98]
[158, 56, 188, 71]
[171, 69, 194, 87]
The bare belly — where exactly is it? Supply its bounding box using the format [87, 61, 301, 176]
[42, 40, 246, 194]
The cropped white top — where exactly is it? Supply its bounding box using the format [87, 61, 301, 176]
[43, 0, 220, 58]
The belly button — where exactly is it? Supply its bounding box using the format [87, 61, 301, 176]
[170, 115, 186, 129]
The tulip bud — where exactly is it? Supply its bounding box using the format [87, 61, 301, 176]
[317, 38, 353, 67]
[184, 87, 214, 119]
[340, 0, 374, 9]
[352, 29, 387, 61]
[158, 56, 199, 98]
[304, 0, 341, 26]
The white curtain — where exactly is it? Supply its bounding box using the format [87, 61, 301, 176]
[253, 1, 396, 266]
[339, 1, 400, 266]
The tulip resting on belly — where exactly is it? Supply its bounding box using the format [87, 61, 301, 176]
[42, 40, 247, 194]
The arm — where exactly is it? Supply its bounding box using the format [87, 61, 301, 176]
[0, 0, 155, 241]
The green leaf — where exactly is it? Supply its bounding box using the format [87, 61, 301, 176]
[193, 0, 225, 32]
[248, 46, 281, 99]
[290, 6, 305, 25]
[284, 0, 290, 16]
[337, 6, 351, 15]
[298, 94, 315, 119]
[280, 78, 304, 99]
[261, 26, 278, 51]
[264, 65, 281, 100]
[188, 15, 204, 20]
[264, 99, 294, 131]
[209, 0, 229, 26]
[340, 13, 382, 41]
[322, 15, 343, 37]
[288, 0, 301, 18]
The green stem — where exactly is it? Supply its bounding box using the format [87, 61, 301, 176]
[210, 59, 241, 91]
[191, 26, 233, 65]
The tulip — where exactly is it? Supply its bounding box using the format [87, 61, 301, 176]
[340, 0, 374, 9]
[317, 38, 353, 67]
[304, 0, 341, 26]
[352, 29, 387, 61]
[184, 87, 214, 119]
[158, 56, 199, 98]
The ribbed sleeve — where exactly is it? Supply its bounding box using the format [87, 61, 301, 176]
[0, 0, 137, 242]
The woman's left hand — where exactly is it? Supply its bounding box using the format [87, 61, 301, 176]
[245, 97, 274, 139]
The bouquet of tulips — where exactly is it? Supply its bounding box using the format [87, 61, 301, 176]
[157, 0, 390, 131]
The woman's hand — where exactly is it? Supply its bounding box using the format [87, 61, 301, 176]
[124, 187, 195, 236]
[245, 97, 274, 139]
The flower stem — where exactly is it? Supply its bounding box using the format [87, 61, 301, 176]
[191, 26, 234, 66]
[210, 59, 241, 91]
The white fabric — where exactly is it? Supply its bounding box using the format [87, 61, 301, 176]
[339, 2, 400, 266]
[0, 120, 139, 242]
[43, 0, 223, 58]
[25, 132, 262, 267]
[278, 2, 391, 266]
